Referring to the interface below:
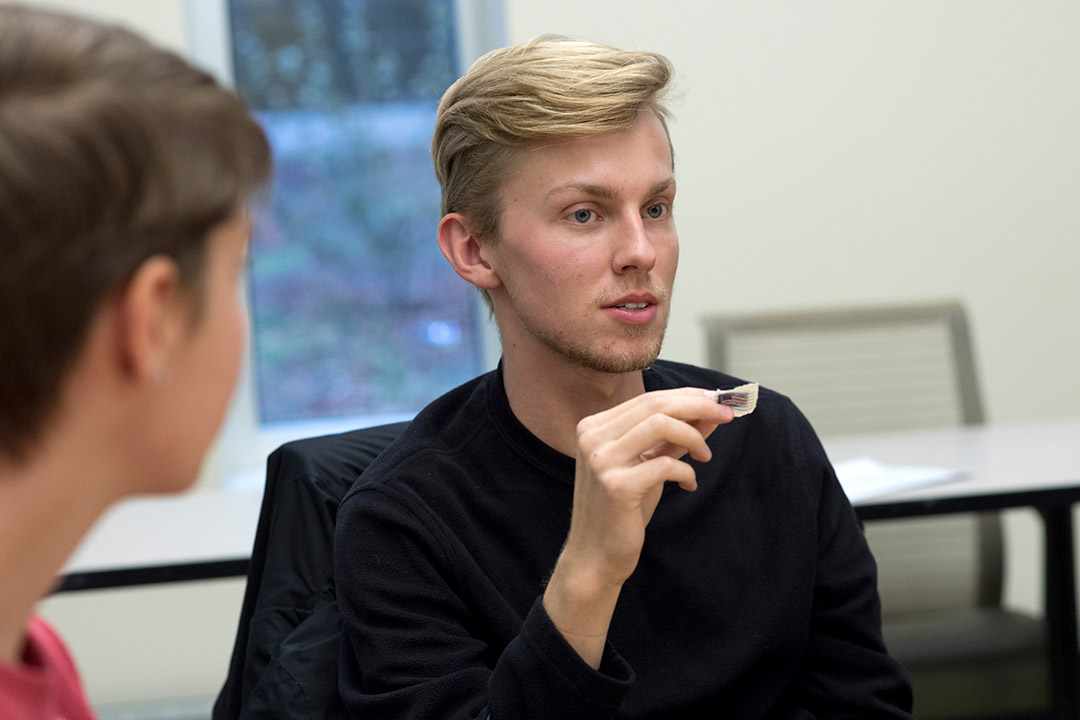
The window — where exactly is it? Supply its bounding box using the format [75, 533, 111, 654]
[184, 0, 503, 488]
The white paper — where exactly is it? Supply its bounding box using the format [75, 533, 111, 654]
[833, 456, 966, 503]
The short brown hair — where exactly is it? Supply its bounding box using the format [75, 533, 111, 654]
[432, 35, 674, 310]
[0, 4, 271, 461]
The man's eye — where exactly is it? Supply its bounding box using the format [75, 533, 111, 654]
[646, 204, 666, 219]
[572, 208, 594, 224]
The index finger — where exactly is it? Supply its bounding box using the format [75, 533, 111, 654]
[578, 386, 734, 450]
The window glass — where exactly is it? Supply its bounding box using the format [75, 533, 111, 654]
[229, 0, 485, 426]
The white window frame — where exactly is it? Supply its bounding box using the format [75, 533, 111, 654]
[183, 0, 504, 490]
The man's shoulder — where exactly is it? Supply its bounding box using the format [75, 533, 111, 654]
[0, 616, 92, 719]
[341, 371, 497, 494]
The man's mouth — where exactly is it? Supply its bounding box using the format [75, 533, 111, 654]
[615, 302, 651, 310]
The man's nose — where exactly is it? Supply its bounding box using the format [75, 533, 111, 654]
[613, 212, 657, 274]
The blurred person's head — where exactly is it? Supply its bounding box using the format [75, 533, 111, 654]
[0, 3, 271, 484]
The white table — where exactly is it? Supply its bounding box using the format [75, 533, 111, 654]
[825, 419, 1080, 513]
[57, 420, 1080, 713]
[57, 488, 262, 592]
[824, 419, 1080, 719]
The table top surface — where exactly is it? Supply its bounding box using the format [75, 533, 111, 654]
[61, 485, 263, 576]
[824, 418, 1080, 512]
[61, 417, 1080, 577]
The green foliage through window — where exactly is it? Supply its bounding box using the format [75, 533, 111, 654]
[230, 0, 483, 424]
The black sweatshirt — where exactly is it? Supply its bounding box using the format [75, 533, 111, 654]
[334, 360, 913, 719]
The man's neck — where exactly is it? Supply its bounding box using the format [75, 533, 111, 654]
[0, 432, 119, 664]
[501, 352, 649, 457]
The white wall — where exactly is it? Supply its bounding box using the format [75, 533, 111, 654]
[504, 1, 1079, 626]
[506, 1, 1080, 427]
[25, 0, 189, 53]
[24, 0, 1080, 711]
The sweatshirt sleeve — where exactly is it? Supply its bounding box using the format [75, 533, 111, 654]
[785, 429, 915, 718]
[333, 485, 634, 720]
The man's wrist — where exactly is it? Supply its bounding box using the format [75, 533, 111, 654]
[542, 558, 623, 669]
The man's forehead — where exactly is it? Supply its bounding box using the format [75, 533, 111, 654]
[507, 117, 675, 197]
[523, 109, 672, 155]
[543, 177, 676, 202]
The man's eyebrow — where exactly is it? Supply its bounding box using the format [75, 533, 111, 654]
[647, 177, 676, 197]
[546, 182, 617, 200]
[545, 177, 676, 201]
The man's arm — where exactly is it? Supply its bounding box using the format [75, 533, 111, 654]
[335, 468, 636, 720]
[789, 439, 914, 718]
[543, 388, 733, 667]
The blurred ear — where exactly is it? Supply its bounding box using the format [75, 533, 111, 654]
[113, 256, 184, 383]
[437, 213, 501, 291]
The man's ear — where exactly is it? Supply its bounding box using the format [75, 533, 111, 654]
[112, 256, 184, 383]
[437, 213, 501, 291]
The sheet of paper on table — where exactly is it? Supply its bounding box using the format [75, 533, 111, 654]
[833, 456, 966, 503]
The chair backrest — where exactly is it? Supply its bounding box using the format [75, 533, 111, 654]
[703, 301, 999, 615]
[213, 421, 410, 720]
[704, 302, 984, 435]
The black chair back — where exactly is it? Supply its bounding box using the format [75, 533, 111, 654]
[213, 421, 409, 720]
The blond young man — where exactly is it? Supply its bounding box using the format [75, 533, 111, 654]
[0, 5, 270, 716]
[334, 36, 912, 718]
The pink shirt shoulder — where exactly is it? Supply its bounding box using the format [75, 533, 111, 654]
[0, 615, 95, 719]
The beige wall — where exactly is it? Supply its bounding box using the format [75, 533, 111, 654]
[35, 0, 1079, 427]
[506, 1, 1080, 427]
[23, 0, 1080, 710]
[23, 0, 188, 52]
[501, 1, 1078, 632]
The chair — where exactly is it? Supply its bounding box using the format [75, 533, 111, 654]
[704, 301, 1050, 720]
[213, 421, 410, 720]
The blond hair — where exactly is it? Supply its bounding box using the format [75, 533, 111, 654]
[433, 35, 675, 257]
